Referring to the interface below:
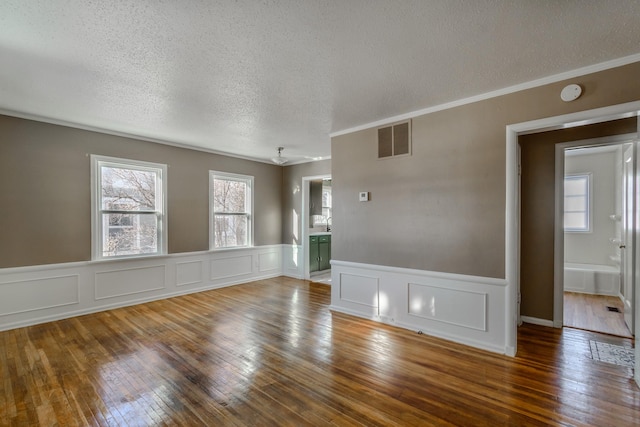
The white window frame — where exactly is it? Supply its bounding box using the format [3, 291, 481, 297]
[563, 173, 592, 233]
[209, 171, 254, 250]
[91, 155, 168, 260]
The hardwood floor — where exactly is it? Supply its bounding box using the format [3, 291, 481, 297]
[564, 291, 632, 338]
[1, 276, 639, 426]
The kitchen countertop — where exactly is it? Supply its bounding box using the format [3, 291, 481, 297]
[309, 232, 332, 236]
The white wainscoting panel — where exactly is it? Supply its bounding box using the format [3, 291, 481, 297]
[330, 260, 508, 354]
[339, 273, 379, 315]
[211, 254, 253, 280]
[176, 260, 203, 287]
[0, 245, 284, 331]
[408, 283, 487, 331]
[283, 245, 303, 279]
[258, 250, 280, 273]
[95, 265, 166, 300]
[0, 275, 79, 316]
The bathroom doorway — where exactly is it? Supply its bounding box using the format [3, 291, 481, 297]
[561, 141, 634, 338]
[508, 101, 640, 371]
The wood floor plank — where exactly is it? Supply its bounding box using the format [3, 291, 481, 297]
[1, 277, 639, 426]
[564, 291, 631, 337]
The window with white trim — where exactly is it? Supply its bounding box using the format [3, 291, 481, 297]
[564, 174, 591, 232]
[92, 156, 167, 259]
[210, 171, 253, 249]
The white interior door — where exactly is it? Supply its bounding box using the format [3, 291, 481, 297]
[622, 144, 635, 335]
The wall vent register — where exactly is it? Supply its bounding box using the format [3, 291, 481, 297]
[378, 120, 411, 159]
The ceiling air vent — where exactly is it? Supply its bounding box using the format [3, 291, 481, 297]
[378, 120, 411, 159]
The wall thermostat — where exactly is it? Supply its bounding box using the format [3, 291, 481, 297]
[359, 191, 369, 202]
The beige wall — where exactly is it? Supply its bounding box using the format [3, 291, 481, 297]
[281, 160, 332, 245]
[519, 118, 636, 320]
[331, 62, 640, 282]
[0, 115, 283, 268]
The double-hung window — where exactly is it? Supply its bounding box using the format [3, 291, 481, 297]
[92, 155, 167, 259]
[564, 174, 591, 232]
[210, 171, 253, 249]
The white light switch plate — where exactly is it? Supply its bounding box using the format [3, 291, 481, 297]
[359, 191, 369, 202]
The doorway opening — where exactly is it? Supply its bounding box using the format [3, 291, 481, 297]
[559, 139, 636, 338]
[505, 100, 640, 363]
[301, 174, 332, 284]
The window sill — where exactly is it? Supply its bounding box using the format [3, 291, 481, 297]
[91, 252, 170, 264]
[209, 246, 254, 253]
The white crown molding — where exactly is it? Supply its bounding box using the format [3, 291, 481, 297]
[0, 107, 333, 166]
[0, 108, 284, 165]
[3, 52, 638, 164]
[284, 156, 332, 166]
[330, 53, 640, 138]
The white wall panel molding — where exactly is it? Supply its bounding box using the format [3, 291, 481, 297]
[175, 260, 204, 287]
[0, 245, 285, 331]
[258, 249, 280, 273]
[330, 260, 508, 355]
[282, 245, 303, 279]
[407, 283, 487, 331]
[331, 260, 507, 287]
[0, 262, 88, 274]
[0, 275, 79, 316]
[95, 265, 167, 300]
[210, 254, 253, 280]
[338, 273, 380, 316]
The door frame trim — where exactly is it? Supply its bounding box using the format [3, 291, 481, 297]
[505, 100, 640, 358]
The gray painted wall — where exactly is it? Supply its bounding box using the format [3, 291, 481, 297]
[331, 62, 640, 320]
[0, 116, 283, 268]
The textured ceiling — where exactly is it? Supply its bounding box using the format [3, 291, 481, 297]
[1, 1, 640, 164]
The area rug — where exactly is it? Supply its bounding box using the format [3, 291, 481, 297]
[589, 340, 635, 367]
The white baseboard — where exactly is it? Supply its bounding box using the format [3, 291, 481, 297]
[0, 245, 284, 331]
[330, 260, 510, 355]
[520, 316, 554, 327]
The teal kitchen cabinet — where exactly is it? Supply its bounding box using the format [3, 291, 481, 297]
[318, 235, 331, 271]
[309, 236, 319, 272]
[310, 234, 331, 272]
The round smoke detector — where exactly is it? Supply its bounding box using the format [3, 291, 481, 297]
[560, 84, 582, 102]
